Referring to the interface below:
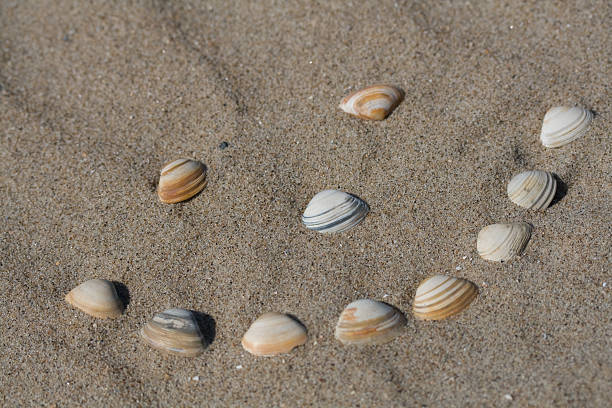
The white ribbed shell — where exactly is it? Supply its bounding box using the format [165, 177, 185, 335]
[335, 299, 405, 345]
[302, 189, 369, 233]
[477, 222, 532, 262]
[507, 170, 557, 210]
[413, 275, 478, 320]
[540, 106, 592, 148]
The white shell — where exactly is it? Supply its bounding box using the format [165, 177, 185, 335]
[302, 189, 369, 233]
[335, 299, 405, 345]
[477, 222, 532, 262]
[140, 308, 206, 357]
[540, 106, 592, 148]
[339, 84, 404, 120]
[65, 279, 123, 319]
[507, 170, 557, 210]
[413, 275, 478, 320]
[241, 312, 307, 356]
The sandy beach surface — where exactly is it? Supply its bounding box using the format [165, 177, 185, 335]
[1, 1, 610, 406]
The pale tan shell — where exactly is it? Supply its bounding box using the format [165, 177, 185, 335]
[507, 170, 557, 210]
[477, 222, 532, 262]
[65, 279, 123, 319]
[335, 299, 405, 345]
[413, 275, 478, 320]
[339, 84, 404, 120]
[140, 308, 206, 357]
[157, 159, 207, 204]
[540, 106, 592, 148]
[241, 312, 307, 356]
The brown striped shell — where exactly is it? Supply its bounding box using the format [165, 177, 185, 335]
[157, 158, 207, 204]
[339, 85, 404, 120]
[140, 308, 206, 357]
[335, 299, 405, 345]
[413, 275, 478, 320]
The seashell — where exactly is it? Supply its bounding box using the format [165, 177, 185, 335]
[140, 308, 206, 357]
[241, 312, 307, 356]
[157, 158, 207, 204]
[413, 275, 478, 320]
[335, 299, 405, 345]
[477, 222, 532, 262]
[339, 84, 404, 120]
[540, 106, 593, 148]
[302, 189, 369, 233]
[507, 170, 557, 210]
[65, 279, 123, 319]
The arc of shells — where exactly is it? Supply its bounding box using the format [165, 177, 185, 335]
[335, 299, 405, 345]
[65, 279, 124, 319]
[241, 312, 307, 356]
[140, 308, 206, 357]
[302, 189, 369, 233]
[157, 158, 207, 204]
[477, 222, 532, 262]
[507, 170, 557, 210]
[339, 84, 404, 120]
[540, 106, 592, 148]
[413, 275, 478, 320]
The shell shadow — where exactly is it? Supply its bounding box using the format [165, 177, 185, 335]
[191, 311, 216, 347]
[112, 281, 130, 310]
[548, 173, 567, 208]
[285, 313, 308, 333]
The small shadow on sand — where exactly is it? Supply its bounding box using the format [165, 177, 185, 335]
[286, 313, 308, 333]
[549, 174, 567, 207]
[112, 281, 131, 309]
[192, 311, 216, 347]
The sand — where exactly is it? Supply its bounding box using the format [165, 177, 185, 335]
[0, 0, 610, 406]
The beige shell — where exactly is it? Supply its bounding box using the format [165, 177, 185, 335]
[302, 189, 369, 233]
[140, 308, 206, 357]
[65, 279, 123, 319]
[477, 222, 532, 262]
[335, 299, 405, 345]
[413, 275, 478, 320]
[339, 84, 404, 120]
[507, 170, 557, 210]
[157, 159, 207, 204]
[241, 312, 307, 356]
[540, 106, 592, 148]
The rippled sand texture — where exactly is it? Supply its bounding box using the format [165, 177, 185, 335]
[1, 1, 610, 406]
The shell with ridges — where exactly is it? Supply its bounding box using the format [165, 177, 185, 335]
[65, 279, 123, 319]
[140, 308, 206, 357]
[339, 84, 404, 120]
[540, 106, 592, 148]
[507, 170, 557, 210]
[302, 189, 369, 233]
[477, 222, 532, 262]
[241, 312, 307, 356]
[413, 275, 478, 320]
[157, 158, 207, 204]
[335, 299, 405, 345]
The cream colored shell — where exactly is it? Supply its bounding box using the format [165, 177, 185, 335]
[335, 299, 405, 345]
[477, 222, 532, 262]
[157, 159, 207, 204]
[140, 308, 206, 357]
[241, 312, 307, 356]
[302, 189, 369, 233]
[413, 275, 477, 320]
[65, 279, 123, 319]
[507, 170, 557, 210]
[540, 106, 592, 148]
[339, 84, 404, 120]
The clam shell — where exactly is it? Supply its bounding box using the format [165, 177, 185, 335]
[65, 279, 123, 319]
[540, 106, 592, 148]
[140, 308, 206, 357]
[413, 275, 478, 320]
[335, 299, 405, 345]
[241, 312, 307, 356]
[507, 170, 557, 210]
[477, 222, 532, 262]
[157, 158, 207, 204]
[302, 189, 369, 233]
[339, 84, 404, 120]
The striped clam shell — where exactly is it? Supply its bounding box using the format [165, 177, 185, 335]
[157, 158, 207, 204]
[540, 106, 593, 148]
[335, 299, 405, 345]
[65, 279, 124, 319]
[413, 275, 477, 320]
[477, 222, 532, 262]
[507, 170, 557, 210]
[241, 312, 307, 356]
[302, 189, 369, 233]
[339, 84, 404, 120]
[140, 308, 206, 357]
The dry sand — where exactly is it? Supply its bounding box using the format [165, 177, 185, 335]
[1, 1, 610, 406]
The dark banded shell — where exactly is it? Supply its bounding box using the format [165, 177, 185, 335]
[157, 159, 207, 204]
[339, 84, 404, 120]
